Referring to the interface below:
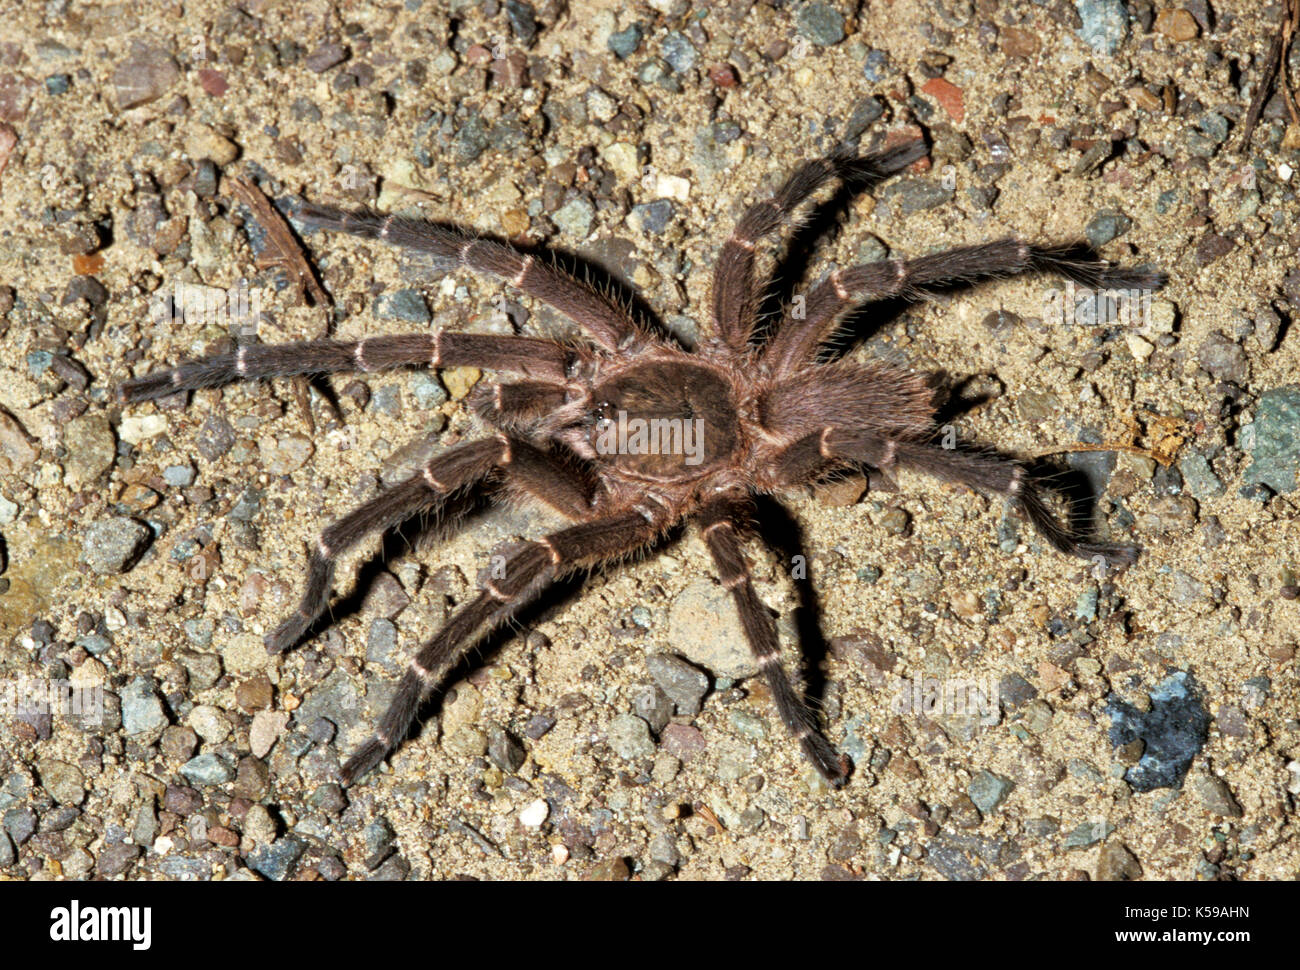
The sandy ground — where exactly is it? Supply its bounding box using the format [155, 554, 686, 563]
[0, 0, 1297, 881]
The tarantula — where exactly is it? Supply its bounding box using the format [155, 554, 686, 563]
[119, 137, 1163, 786]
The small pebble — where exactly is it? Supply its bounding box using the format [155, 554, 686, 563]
[519, 799, 549, 827]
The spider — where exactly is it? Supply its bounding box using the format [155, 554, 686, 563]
[118, 137, 1164, 787]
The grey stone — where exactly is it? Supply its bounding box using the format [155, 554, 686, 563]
[180, 753, 234, 786]
[120, 676, 169, 738]
[880, 177, 953, 215]
[1179, 454, 1224, 498]
[796, 2, 846, 46]
[667, 579, 759, 679]
[553, 196, 595, 238]
[659, 32, 699, 73]
[487, 724, 526, 773]
[630, 199, 674, 234]
[1063, 820, 1115, 848]
[1084, 208, 1132, 248]
[645, 653, 709, 715]
[375, 288, 430, 324]
[1106, 671, 1209, 792]
[968, 770, 1013, 813]
[607, 713, 655, 760]
[82, 517, 151, 574]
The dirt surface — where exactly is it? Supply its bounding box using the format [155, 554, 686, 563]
[0, 0, 1298, 882]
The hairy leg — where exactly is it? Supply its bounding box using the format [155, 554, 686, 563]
[765, 239, 1166, 376]
[773, 427, 1138, 567]
[119, 331, 570, 402]
[698, 494, 850, 785]
[297, 203, 645, 353]
[711, 139, 927, 352]
[341, 508, 666, 783]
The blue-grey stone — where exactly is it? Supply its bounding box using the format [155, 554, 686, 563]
[76, 634, 112, 656]
[645, 653, 708, 715]
[26, 350, 54, 375]
[504, 0, 538, 45]
[452, 115, 489, 163]
[968, 770, 1013, 813]
[162, 464, 196, 487]
[3, 806, 36, 845]
[1106, 671, 1209, 792]
[608, 24, 643, 60]
[659, 32, 699, 73]
[631, 199, 674, 234]
[1076, 585, 1099, 622]
[1064, 819, 1115, 848]
[82, 517, 151, 574]
[180, 753, 234, 786]
[1244, 386, 1300, 493]
[375, 288, 430, 324]
[1197, 112, 1230, 144]
[1076, 0, 1128, 55]
[1084, 208, 1132, 247]
[796, 2, 846, 46]
[363, 817, 397, 870]
[844, 96, 884, 141]
[184, 617, 214, 647]
[246, 834, 307, 881]
[862, 49, 890, 81]
[409, 371, 447, 409]
[880, 177, 953, 215]
[607, 713, 655, 760]
[366, 617, 399, 668]
[553, 196, 595, 237]
[120, 676, 169, 736]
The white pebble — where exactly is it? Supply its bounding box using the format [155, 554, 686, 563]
[118, 414, 168, 444]
[655, 174, 691, 201]
[1126, 334, 1155, 360]
[1279, 163, 1294, 182]
[519, 799, 549, 828]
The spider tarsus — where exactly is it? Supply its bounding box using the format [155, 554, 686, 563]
[118, 373, 179, 403]
[839, 136, 929, 183]
[1077, 541, 1141, 569]
[803, 733, 852, 787]
[339, 739, 386, 785]
[264, 618, 306, 655]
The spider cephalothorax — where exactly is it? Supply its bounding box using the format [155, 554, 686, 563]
[119, 138, 1163, 786]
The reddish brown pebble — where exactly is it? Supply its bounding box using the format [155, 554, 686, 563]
[707, 63, 740, 88]
[207, 825, 240, 847]
[1000, 27, 1040, 59]
[0, 121, 16, 181]
[1155, 8, 1199, 42]
[465, 44, 493, 66]
[72, 252, 105, 275]
[921, 77, 964, 123]
[198, 68, 229, 97]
